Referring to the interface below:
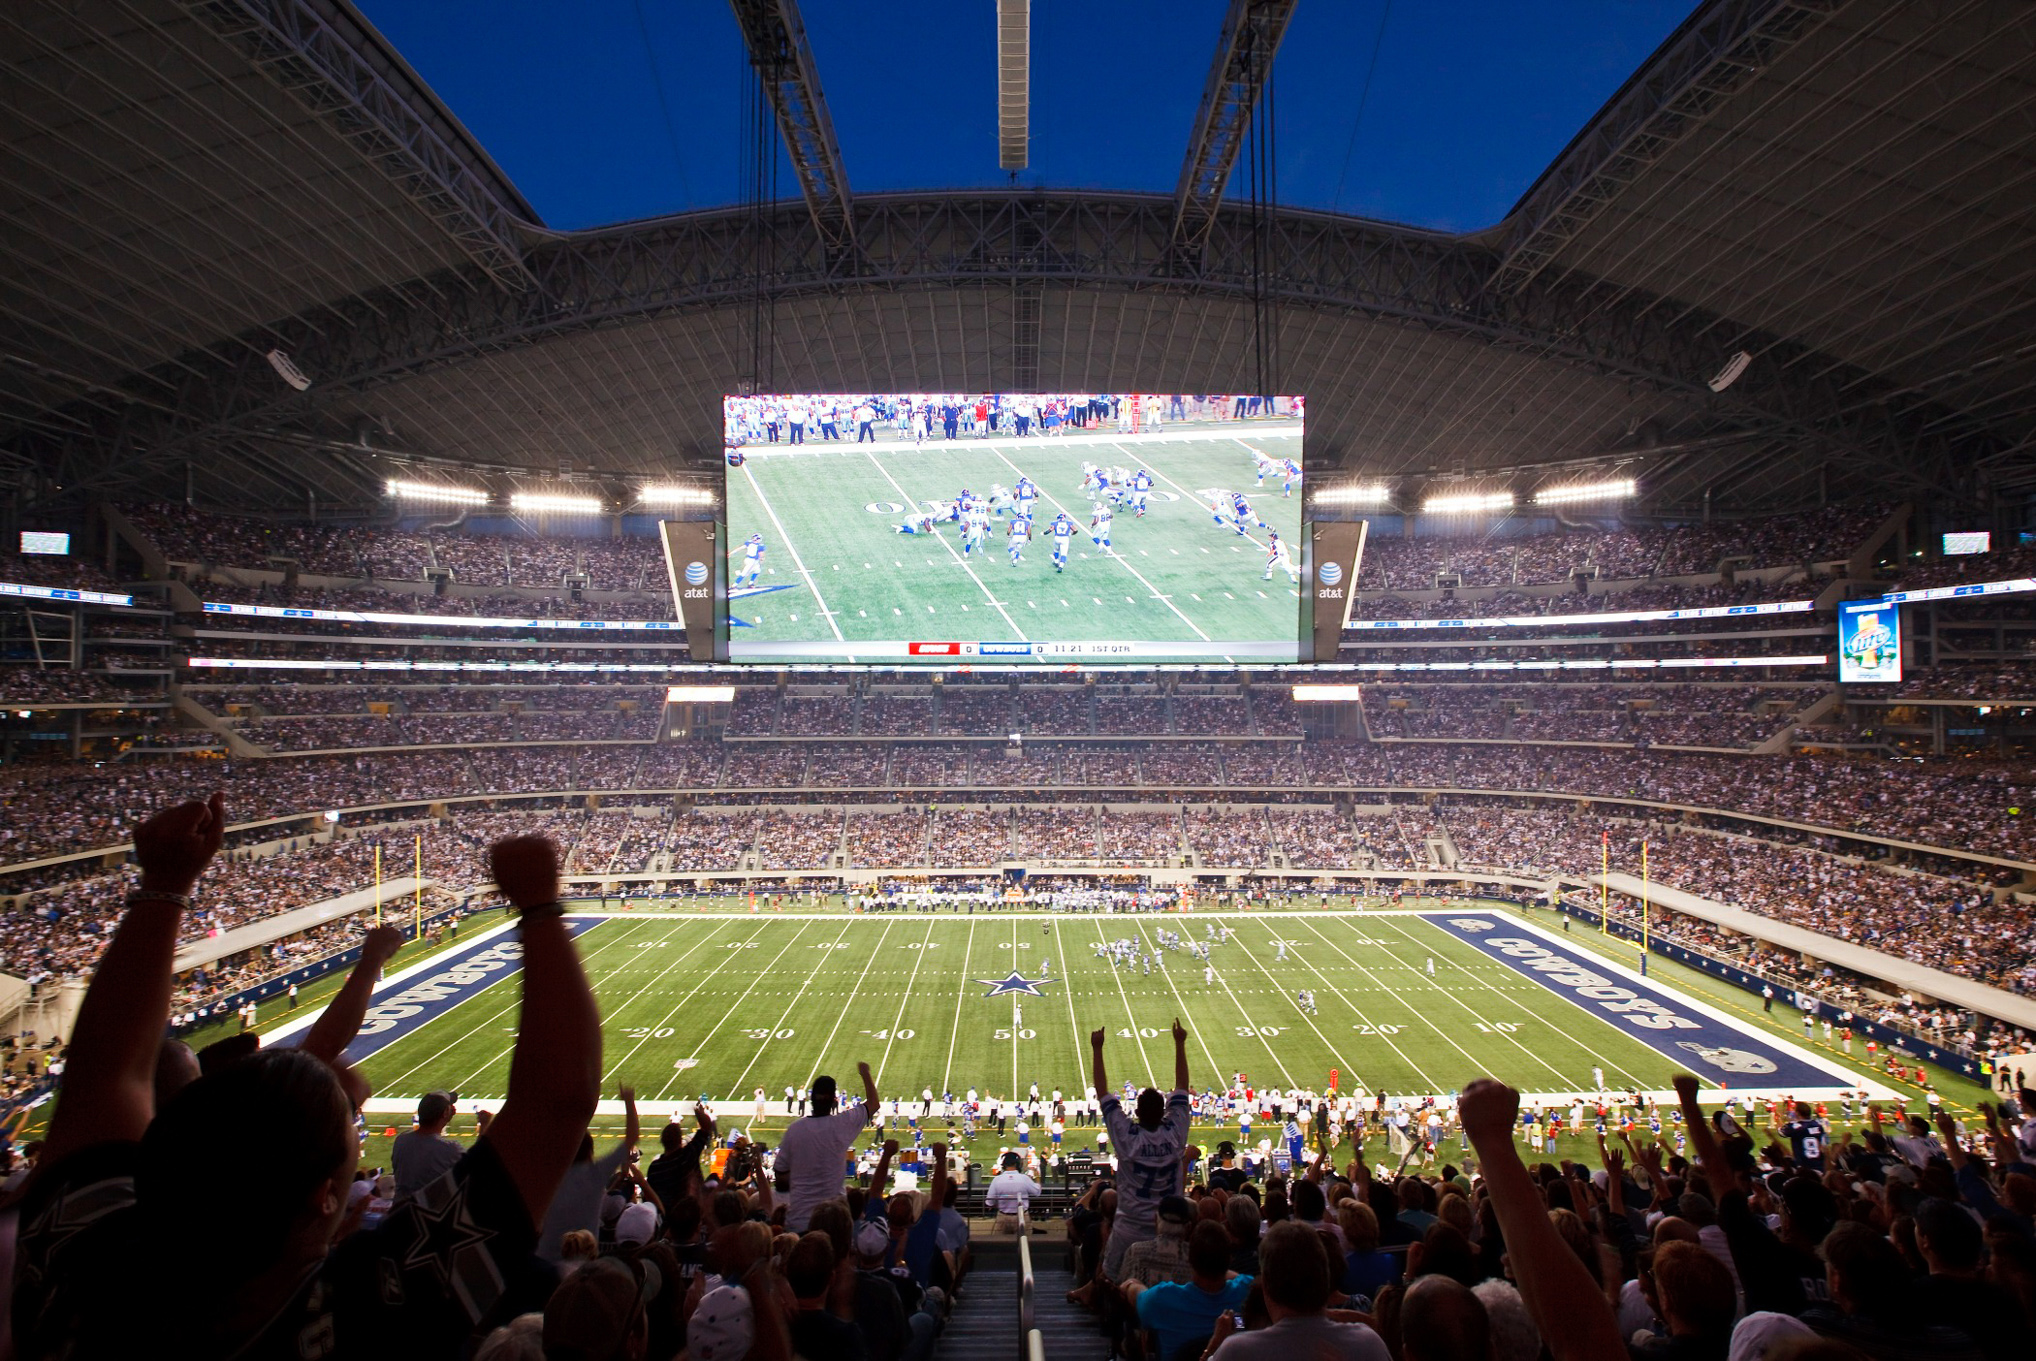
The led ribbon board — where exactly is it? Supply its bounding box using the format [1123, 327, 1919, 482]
[202, 602, 680, 631]
[3, 581, 134, 607]
[1346, 600, 1814, 630]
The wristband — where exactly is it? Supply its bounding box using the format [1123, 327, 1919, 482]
[128, 889, 192, 910]
[514, 899, 566, 921]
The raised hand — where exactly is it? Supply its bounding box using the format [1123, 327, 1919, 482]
[360, 924, 405, 970]
[489, 834, 560, 909]
[1458, 1078, 1521, 1150]
[883, 1138, 900, 1156]
[134, 792, 226, 896]
[1091, 1027, 1107, 1049]
[1172, 1018, 1187, 1044]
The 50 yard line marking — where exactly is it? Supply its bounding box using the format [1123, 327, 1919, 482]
[874, 917, 940, 1085]
[864, 451, 1029, 639]
[740, 460, 848, 646]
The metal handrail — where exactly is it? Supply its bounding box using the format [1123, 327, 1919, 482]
[1017, 1207, 1036, 1357]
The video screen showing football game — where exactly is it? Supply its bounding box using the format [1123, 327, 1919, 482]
[722, 392, 1306, 662]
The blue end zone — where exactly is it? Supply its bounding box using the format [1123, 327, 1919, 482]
[280, 918, 603, 1063]
[1421, 913, 1839, 1090]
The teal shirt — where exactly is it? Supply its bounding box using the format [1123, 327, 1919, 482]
[1136, 1276, 1254, 1360]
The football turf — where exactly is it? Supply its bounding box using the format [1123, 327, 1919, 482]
[724, 428, 1305, 659]
[347, 906, 1867, 1116]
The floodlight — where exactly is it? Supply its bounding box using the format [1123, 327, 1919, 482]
[637, 485, 715, 507]
[1534, 478, 1636, 506]
[386, 479, 487, 505]
[664, 685, 736, 702]
[1312, 483, 1390, 507]
[1292, 684, 1364, 701]
[510, 491, 604, 514]
[1422, 490, 1513, 514]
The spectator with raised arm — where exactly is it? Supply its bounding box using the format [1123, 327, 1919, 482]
[13, 797, 602, 1358]
[1456, 1077, 1625, 1361]
[1094, 1017, 1195, 1279]
[776, 1060, 880, 1232]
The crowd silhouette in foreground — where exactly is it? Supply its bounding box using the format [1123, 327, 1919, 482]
[7, 793, 2036, 1359]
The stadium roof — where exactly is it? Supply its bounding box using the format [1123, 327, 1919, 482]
[2, 0, 2032, 517]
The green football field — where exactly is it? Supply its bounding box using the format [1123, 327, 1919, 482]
[342, 907, 1863, 1118]
[724, 427, 1306, 661]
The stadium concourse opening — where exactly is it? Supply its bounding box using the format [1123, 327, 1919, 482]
[5, 0, 2036, 1358]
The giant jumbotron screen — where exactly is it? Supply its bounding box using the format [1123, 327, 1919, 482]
[721, 392, 1308, 663]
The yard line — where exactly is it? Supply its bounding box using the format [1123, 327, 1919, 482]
[1050, 920, 1089, 1086]
[739, 461, 847, 644]
[1085, 925, 1157, 1086]
[1190, 918, 1358, 1082]
[1186, 926, 1298, 1087]
[722, 917, 864, 1100]
[601, 919, 776, 1084]
[875, 917, 940, 1084]
[1127, 922, 1224, 1078]
[1289, 917, 1512, 1087]
[862, 451, 1028, 638]
[1372, 915, 1645, 1090]
[651, 920, 820, 1103]
[1220, 914, 1437, 1091]
[940, 917, 980, 1093]
[981, 446, 1213, 641]
[1010, 915, 1021, 1097]
[801, 919, 898, 1090]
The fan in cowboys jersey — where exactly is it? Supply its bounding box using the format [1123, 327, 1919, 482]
[1091, 1018, 1195, 1278]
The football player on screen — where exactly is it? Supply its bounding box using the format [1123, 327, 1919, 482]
[895, 510, 939, 536]
[1049, 512, 1077, 573]
[1280, 458, 1302, 498]
[1090, 500, 1115, 554]
[1007, 513, 1031, 565]
[1263, 530, 1299, 584]
[733, 533, 766, 588]
[1013, 475, 1039, 521]
[1130, 469, 1153, 517]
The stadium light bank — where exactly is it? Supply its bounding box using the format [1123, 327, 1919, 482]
[510, 491, 605, 514]
[1312, 483, 1391, 508]
[1534, 478, 1637, 506]
[637, 485, 716, 507]
[1422, 490, 1514, 514]
[386, 479, 488, 505]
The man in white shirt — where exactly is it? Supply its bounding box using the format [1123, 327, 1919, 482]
[987, 1151, 1042, 1233]
[774, 1061, 880, 1232]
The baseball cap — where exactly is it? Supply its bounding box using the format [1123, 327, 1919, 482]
[1157, 1195, 1194, 1225]
[854, 1218, 892, 1260]
[1001, 1152, 1023, 1170]
[543, 1257, 661, 1361]
[615, 1201, 659, 1246]
[416, 1090, 454, 1125]
[688, 1283, 754, 1361]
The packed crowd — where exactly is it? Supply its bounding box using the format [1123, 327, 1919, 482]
[8, 737, 2036, 867]
[0, 669, 164, 706]
[1353, 502, 1888, 592]
[127, 503, 672, 590]
[1449, 808, 2034, 994]
[198, 580, 677, 624]
[21, 803, 2036, 1361]
[0, 551, 123, 591]
[1367, 683, 1825, 749]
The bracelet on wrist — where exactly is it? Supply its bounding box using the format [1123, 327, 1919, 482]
[128, 888, 192, 910]
[514, 899, 566, 921]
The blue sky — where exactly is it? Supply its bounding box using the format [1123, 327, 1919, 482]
[360, 0, 1696, 233]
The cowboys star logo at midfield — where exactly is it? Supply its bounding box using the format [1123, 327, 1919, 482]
[976, 971, 1048, 997]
